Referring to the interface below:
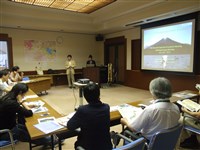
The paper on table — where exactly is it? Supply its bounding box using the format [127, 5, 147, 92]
[118, 104, 143, 123]
[177, 99, 200, 112]
[24, 100, 45, 107]
[24, 100, 46, 113]
[56, 112, 75, 126]
[187, 93, 198, 97]
[173, 92, 197, 99]
[110, 105, 119, 112]
[21, 80, 31, 83]
[31, 106, 48, 114]
[34, 121, 63, 134]
[22, 95, 39, 101]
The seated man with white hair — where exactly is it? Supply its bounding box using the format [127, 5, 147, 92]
[120, 77, 180, 142]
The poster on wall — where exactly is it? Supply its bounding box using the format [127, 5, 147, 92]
[24, 40, 57, 62]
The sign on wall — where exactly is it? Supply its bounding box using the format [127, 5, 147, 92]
[24, 40, 57, 61]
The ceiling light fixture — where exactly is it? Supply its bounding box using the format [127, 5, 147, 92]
[10, 0, 116, 14]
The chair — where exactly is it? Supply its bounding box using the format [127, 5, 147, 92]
[0, 129, 16, 150]
[76, 135, 146, 150]
[113, 135, 146, 150]
[122, 124, 183, 150]
[147, 124, 183, 150]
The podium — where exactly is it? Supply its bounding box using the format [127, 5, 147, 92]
[83, 67, 107, 84]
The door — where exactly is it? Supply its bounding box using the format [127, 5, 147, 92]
[104, 36, 126, 84]
[106, 44, 125, 84]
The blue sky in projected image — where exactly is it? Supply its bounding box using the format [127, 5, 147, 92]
[143, 21, 193, 49]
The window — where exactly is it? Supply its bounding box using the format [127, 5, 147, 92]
[0, 34, 13, 70]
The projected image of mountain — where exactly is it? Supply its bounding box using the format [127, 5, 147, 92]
[141, 19, 195, 72]
[144, 37, 191, 55]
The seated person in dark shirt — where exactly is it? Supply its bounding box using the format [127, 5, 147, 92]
[86, 55, 96, 67]
[0, 83, 53, 146]
[67, 82, 112, 150]
[0, 83, 33, 142]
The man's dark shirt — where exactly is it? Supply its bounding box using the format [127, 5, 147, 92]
[67, 102, 112, 150]
[86, 60, 96, 67]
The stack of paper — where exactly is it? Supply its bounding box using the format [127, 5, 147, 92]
[173, 92, 197, 99]
[31, 106, 48, 113]
[110, 105, 119, 112]
[117, 104, 143, 123]
[24, 100, 48, 113]
[177, 99, 200, 112]
[56, 112, 75, 126]
[24, 100, 45, 107]
[34, 121, 63, 134]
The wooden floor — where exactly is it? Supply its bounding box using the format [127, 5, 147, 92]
[2, 84, 195, 150]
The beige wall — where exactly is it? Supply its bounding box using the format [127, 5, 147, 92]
[0, 28, 104, 71]
[1, 27, 141, 71]
[105, 27, 141, 70]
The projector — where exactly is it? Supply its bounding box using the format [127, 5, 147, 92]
[77, 78, 90, 84]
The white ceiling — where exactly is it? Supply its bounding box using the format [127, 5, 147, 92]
[0, 0, 200, 35]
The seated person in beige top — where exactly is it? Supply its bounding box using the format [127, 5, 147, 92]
[0, 69, 12, 98]
[10, 66, 24, 82]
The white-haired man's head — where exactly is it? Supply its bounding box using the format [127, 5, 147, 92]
[149, 77, 172, 99]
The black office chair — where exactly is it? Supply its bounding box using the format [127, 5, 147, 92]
[0, 129, 17, 150]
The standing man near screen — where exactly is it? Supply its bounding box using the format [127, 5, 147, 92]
[65, 55, 76, 88]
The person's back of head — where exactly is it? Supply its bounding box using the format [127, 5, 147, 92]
[12, 66, 20, 72]
[149, 77, 172, 99]
[83, 82, 100, 104]
[0, 69, 9, 78]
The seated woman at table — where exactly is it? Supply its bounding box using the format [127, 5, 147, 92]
[0, 83, 33, 142]
[10, 66, 24, 82]
[0, 83, 52, 145]
[67, 82, 112, 150]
